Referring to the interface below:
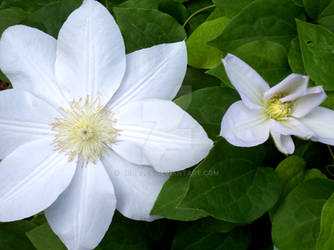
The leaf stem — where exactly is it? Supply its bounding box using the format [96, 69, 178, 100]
[182, 4, 215, 28]
[328, 145, 334, 160]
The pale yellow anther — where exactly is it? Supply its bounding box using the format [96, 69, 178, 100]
[266, 96, 293, 121]
[51, 97, 118, 165]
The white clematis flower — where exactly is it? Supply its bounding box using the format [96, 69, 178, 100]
[220, 53, 334, 154]
[0, 0, 213, 249]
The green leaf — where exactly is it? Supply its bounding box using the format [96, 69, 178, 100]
[113, 7, 186, 53]
[0, 0, 55, 12]
[119, 0, 160, 9]
[181, 158, 281, 223]
[210, 0, 303, 52]
[99, 212, 166, 250]
[26, 223, 66, 250]
[272, 179, 334, 250]
[178, 66, 221, 94]
[288, 37, 305, 74]
[186, 16, 230, 69]
[275, 156, 306, 198]
[22, 0, 81, 38]
[296, 20, 334, 90]
[322, 91, 334, 110]
[158, 1, 188, 24]
[0, 7, 27, 35]
[172, 224, 251, 250]
[212, 0, 255, 18]
[196, 217, 241, 233]
[304, 169, 327, 181]
[0, 221, 36, 250]
[231, 40, 290, 85]
[151, 172, 208, 221]
[317, 193, 334, 250]
[174, 87, 239, 139]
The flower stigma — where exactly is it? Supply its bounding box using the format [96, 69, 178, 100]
[266, 95, 293, 121]
[51, 97, 118, 165]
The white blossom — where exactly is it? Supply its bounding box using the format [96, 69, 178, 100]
[220, 53, 334, 154]
[0, 0, 213, 249]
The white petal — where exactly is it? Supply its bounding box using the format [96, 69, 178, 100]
[113, 99, 213, 172]
[264, 74, 308, 102]
[298, 107, 334, 145]
[103, 151, 169, 221]
[0, 139, 76, 222]
[0, 25, 65, 108]
[55, 0, 126, 105]
[270, 118, 313, 138]
[270, 131, 295, 154]
[220, 101, 270, 147]
[108, 41, 187, 109]
[222, 54, 269, 109]
[292, 86, 327, 118]
[45, 160, 116, 250]
[0, 89, 59, 158]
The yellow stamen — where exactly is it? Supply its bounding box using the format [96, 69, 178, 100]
[266, 95, 292, 121]
[51, 97, 118, 165]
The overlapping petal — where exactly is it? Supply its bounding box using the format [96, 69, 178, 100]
[0, 89, 59, 158]
[299, 107, 334, 145]
[0, 25, 65, 108]
[264, 74, 308, 102]
[109, 41, 187, 110]
[112, 99, 213, 172]
[103, 151, 169, 221]
[0, 139, 76, 222]
[270, 118, 313, 139]
[291, 86, 327, 118]
[220, 101, 270, 147]
[45, 160, 116, 250]
[55, 0, 126, 105]
[222, 54, 269, 109]
[270, 131, 295, 155]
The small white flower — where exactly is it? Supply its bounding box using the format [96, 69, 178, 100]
[220, 53, 334, 154]
[0, 0, 213, 249]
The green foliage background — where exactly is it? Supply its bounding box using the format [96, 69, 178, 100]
[1, 0, 334, 249]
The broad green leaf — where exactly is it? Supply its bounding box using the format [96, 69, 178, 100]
[292, 0, 303, 7]
[178, 66, 221, 94]
[272, 179, 334, 250]
[172, 224, 251, 250]
[113, 7, 186, 53]
[297, 20, 334, 90]
[212, 0, 254, 18]
[318, 1, 334, 33]
[23, 0, 81, 38]
[186, 16, 230, 69]
[210, 0, 303, 52]
[231, 40, 290, 85]
[185, 0, 215, 34]
[0, 0, 55, 12]
[181, 158, 281, 223]
[174, 87, 239, 139]
[302, 0, 334, 32]
[196, 217, 241, 233]
[0, 7, 26, 35]
[322, 91, 334, 110]
[119, 0, 160, 9]
[26, 223, 66, 250]
[317, 193, 334, 250]
[99, 212, 166, 250]
[151, 172, 208, 221]
[288, 37, 305, 74]
[208, 40, 290, 87]
[275, 156, 306, 197]
[0, 221, 36, 250]
[158, 1, 188, 23]
[304, 169, 327, 181]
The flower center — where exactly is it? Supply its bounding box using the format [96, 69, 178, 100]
[51, 97, 118, 165]
[266, 96, 292, 120]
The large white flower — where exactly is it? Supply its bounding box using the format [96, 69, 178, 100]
[220, 53, 334, 154]
[0, 0, 213, 249]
